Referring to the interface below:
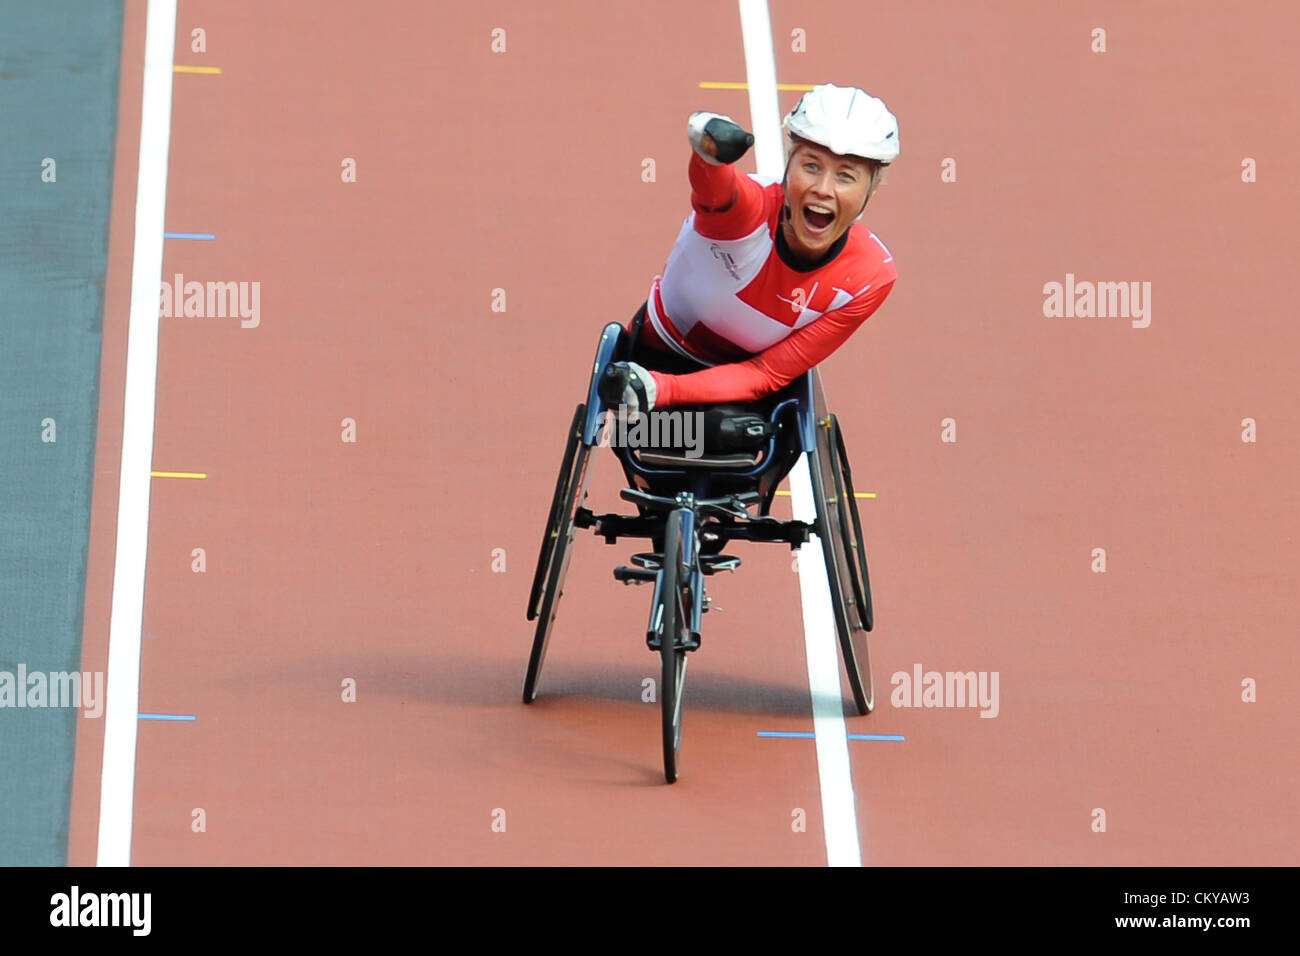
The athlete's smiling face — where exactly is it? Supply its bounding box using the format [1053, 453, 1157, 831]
[782, 140, 876, 262]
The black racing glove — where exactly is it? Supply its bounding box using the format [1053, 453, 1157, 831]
[598, 361, 658, 414]
[687, 112, 755, 165]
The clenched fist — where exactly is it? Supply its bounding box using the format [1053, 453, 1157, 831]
[597, 361, 658, 414]
[687, 112, 755, 165]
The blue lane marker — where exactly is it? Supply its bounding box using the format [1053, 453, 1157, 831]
[163, 232, 215, 240]
[138, 713, 196, 721]
[757, 731, 904, 741]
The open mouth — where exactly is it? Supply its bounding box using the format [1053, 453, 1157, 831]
[803, 204, 835, 234]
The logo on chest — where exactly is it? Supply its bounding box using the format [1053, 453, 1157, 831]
[709, 243, 741, 281]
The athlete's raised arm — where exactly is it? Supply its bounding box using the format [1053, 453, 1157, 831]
[685, 112, 767, 235]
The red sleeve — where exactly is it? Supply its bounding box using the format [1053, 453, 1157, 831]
[688, 153, 769, 239]
[651, 279, 895, 407]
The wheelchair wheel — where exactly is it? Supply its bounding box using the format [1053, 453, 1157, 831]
[809, 414, 874, 715]
[523, 404, 592, 703]
[828, 417, 874, 632]
[653, 508, 691, 783]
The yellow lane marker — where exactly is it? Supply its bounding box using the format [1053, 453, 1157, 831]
[699, 81, 815, 91]
[775, 489, 875, 499]
[173, 65, 222, 74]
[150, 471, 207, 479]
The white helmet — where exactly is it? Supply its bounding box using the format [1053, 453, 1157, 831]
[782, 83, 899, 165]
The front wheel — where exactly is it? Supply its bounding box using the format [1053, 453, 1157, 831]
[654, 508, 692, 783]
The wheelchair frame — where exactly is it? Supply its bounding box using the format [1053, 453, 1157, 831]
[524, 321, 876, 782]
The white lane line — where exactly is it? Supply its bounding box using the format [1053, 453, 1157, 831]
[737, 0, 784, 176]
[96, 0, 179, 868]
[787, 461, 862, 867]
[736, 0, 863, 868]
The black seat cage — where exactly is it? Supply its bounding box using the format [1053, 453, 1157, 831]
[573, 321, 823, 553]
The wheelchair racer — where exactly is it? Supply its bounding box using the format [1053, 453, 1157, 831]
[600, 83, 899, 414]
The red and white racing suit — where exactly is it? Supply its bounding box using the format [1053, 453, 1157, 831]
[636, 152, 897, 408]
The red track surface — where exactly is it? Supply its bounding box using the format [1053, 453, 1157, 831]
[71, 0, 1299, 865]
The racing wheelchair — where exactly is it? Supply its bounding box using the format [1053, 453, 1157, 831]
[524, 317, 876, 783]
